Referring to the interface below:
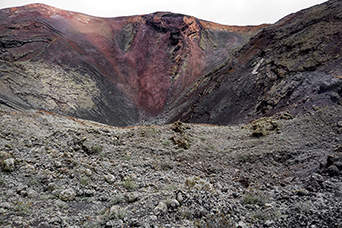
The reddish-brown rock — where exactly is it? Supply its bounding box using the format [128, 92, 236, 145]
[0, 1, 341, 126]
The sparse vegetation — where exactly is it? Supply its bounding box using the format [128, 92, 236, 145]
[161, 163, 173, 171]
[124, 155, 131, 161]
[195, 213, 234, 228]
[250, 212, 270, 222]
[205, 145, 215, 151]
[58, 203, 67, 209]
[80, 176, 91, 186]
[184, 177, 199, 189]
[40, 194, 57, 200]
[238, 154, 249, 163]
[162, 140, 170, 146]
[99, 151, 106, 157]
[163, 183, 178, 191]
[242, 192, 268, 206]
[171, 134, 191, 149]
[14, 201, 31, 215]
[122, 177, 137, 190]
[0, 93, 342, 227]
[105, 206, 126, 220]
[293, 202, 313, 213]
[28, 177, 41, 186]
[109, 194, 126, 206]
[91, 145, 102, 154]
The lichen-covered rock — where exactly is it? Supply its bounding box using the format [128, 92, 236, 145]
[177, 192, 184, 203]
[60, 188, 76, 201]
[154, 201, 167, 215]
[104, 174, 116, 184]
[3, 158, 15, 171]
[167, 199, 180, 209]
[54, 161, 62, 168]
[84, 168, 92, 176]
[106, 219, 123, 227]
[251, 117, 279, 137]
[127, 192, 140, 203]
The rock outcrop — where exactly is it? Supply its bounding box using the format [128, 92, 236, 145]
[0, 0, 341, 126]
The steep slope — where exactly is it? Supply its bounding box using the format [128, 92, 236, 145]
[0, 0, 341, 127]
[179, 0, 342, 125]
[0, 4, 266, 126]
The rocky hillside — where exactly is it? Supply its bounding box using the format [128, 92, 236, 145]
[0, 0, 340, 126]
[0, 102, 342, 227]
[178, 0, 342, 125]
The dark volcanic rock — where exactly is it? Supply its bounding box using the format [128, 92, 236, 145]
[178, 0, 342, 125]
[0, 0, 341, 126]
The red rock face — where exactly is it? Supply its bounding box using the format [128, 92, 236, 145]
[0, 3, 266, 125]
[1, 1, 341, 126]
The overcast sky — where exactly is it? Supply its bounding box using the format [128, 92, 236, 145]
[0, 0, 327, 25]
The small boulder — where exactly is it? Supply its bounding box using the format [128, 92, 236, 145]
[60, 188, 76, 201]
[28, 189, 38, 198]
[154, 201, 167, 215]
[54, 161, 62, 168]
[17, 184, 28, 196]
[109, 205, 126, 219]
[294, 188, 309, 196]
[84, 168, 92, 176]
[167, 199, 180, 209]
[176, 192, 184, 203]
[3, 158, 15, 171]
[326, 165, 339, 176]
[311, 173, 324, 183]
[106, 219, 123, 228]
[337, 121, 342, 127]
[236, 221, 247, 228]
[104, 174, 116, 184]
[264, 220, 274, 227]
[127, 192, 140, 203]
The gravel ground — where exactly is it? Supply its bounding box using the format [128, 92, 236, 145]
[0, 103, 342, 227]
